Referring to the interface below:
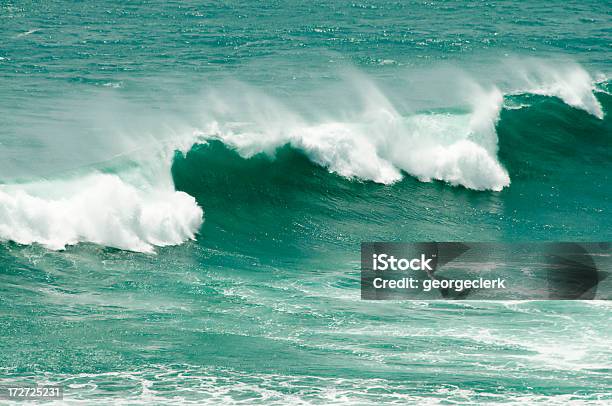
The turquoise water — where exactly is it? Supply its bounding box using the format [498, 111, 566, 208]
[1, 1, 611, 404]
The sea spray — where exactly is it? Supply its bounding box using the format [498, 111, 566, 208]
[194, 80, 510, 190]
[504, 59, 605, 119]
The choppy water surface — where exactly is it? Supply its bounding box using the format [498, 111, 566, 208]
[1, 1, 611, 403]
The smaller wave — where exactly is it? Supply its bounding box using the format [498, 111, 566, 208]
[0, 173, 203, 253]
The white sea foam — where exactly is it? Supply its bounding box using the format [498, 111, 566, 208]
[196, 80, 510, 191]
[0, 173, 203, 253]
[16, 28, 40, 37]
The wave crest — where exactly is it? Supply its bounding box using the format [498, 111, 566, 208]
[508, 60, 604, 119]
[196, 84, 510, 191]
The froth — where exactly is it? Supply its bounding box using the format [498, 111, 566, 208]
[197, 84, 510, 191]
[0, 174, 203, 253]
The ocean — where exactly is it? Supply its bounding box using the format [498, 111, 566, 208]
[0, 1, 611, 404]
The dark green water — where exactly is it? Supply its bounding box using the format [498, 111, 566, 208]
[0, 1, 611, 404]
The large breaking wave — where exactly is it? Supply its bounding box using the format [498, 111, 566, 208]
[0, 61, 607, 252]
